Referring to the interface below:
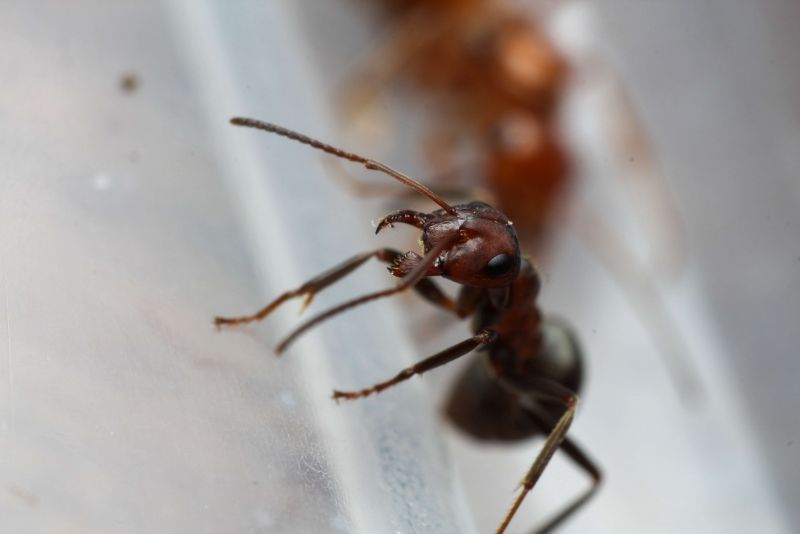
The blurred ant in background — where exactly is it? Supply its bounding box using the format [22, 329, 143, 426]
[216, 117, 601, 533]
[344, 0, 570, 248]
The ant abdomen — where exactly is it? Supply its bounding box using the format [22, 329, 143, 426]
[446, 317, 584, 442]
[445, 354, 544, 441]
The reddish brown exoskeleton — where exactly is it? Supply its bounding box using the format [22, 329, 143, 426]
[215, 117, 601, 533]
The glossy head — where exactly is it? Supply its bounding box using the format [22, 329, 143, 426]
[423, 201, 521, 288]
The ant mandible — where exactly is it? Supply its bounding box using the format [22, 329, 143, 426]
[215, 117, 601, 534]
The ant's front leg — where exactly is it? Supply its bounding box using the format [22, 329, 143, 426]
[333, 330, 497, 401]
[405, 281, 485, 319]
[214, 245, 462, 329]
[214, 248, 403, 328]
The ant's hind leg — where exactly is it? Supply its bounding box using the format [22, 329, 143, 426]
[526, 435, 601, 534]
[332, 330, 497, 401]
[214, 248, 402, 328]
[494, 379, 580, 534]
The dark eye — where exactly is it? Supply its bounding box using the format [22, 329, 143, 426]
[485, 253, 514, 277]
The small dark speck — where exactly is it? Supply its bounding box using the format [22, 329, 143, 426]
[252, 480, 260, 486]
[7, 484, 39, 508]
[787, 441, 794, 447]
[119, 73, 140, 94]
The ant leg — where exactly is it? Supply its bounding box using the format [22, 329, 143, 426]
[389, 281, 484, 320]
[525, 435, 601, 534]
[420, 283, 484, 318]
[493, 379, 580, 534]
[399, 280, 484, 319]
[214, 248, 402, 328]
[215, 244, 463, 331]
[276, 235, 456, 353]
[506, 398, 601, 534]
[332, 330, 496, 401]
[411, 278, 457, 313]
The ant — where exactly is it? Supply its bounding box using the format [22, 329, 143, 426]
[215, 117, 601, 533]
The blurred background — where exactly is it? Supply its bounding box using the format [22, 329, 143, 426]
[0, 1, 797, 533]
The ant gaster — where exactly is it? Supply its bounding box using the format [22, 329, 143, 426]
[215, 117, 601, 534]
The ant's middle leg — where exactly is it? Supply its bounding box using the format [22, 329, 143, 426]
[409, 280, 484, 319]
[332, 330, 497, 401]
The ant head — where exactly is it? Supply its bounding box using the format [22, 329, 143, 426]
[424, 201, 521, 288]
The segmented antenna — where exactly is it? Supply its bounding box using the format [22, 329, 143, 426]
[230, 117, 457, 214]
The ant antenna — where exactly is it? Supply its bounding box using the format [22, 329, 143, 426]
[230, 117, 457, 215]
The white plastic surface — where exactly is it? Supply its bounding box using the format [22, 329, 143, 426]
[0, 2, 476, 533]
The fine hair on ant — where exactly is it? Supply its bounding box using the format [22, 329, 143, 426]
[215, 117, 601, 534]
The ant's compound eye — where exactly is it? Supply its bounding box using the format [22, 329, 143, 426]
[485, 254, 514, 277]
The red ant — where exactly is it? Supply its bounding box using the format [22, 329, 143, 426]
[215, 117, 601, 533]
